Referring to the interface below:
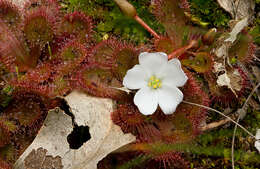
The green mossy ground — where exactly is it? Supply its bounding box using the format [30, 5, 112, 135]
[62, 0, 164, 43]
[64, 0, 259, 45]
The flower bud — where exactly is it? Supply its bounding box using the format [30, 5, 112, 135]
[114, 0, 137, 18]
[202, 28, 217, 45]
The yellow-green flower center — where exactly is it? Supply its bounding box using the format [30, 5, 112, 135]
[148, 75, 162, 89]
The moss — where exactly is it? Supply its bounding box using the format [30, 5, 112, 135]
[66, 0, 164, 43]
[188, 0, 231, 28]
[0, 85, 13, 108]
[66, 0, 233, 41]
[250, 6, 260, 45]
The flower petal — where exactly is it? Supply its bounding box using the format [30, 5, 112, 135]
[160, 58, 188, 87]
[123, 65, 147, 90]
[139, 52, 168, 76]
[134, 86, 159, 115]
[255, 129, 260, 153]
[255, 140, 260, 153]
[256, 129, 260, 139]
[158, 85, 183, 115]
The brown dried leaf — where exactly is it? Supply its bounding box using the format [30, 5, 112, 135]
[24, 148, 63, 169]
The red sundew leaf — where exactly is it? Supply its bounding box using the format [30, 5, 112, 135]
[2, 92, 47, 131]
[50, 76, 72, 97]
[77, 66, 128, 100]
[205, 66, 249, 107]
[18, 41, 89, 97]
[23, 0, 61, 17]
[152, 151, 189, 169]
[84, 38, 139, 82]
[58, 11, 93, 44]
[12, 80, 43, 96]
[182, 72, 209, 134]
[50, 40, 89, 78]
[0, 0, 22, 29]
[0, 21, 32, 72]
[23, 7, 56, 48]
[151, 71, 209, 143]
[153, 111, 194, 143]
[228, 32, 256, 64]
[18, 41, 87, 93]
[88, 39, 118, 69]
[112, 43, 139, 82]
[24, 62, 53, 83]
[181, 52, 213, 73]
[0, 91, 49, 166]
[48, 34, 74, 57]
[0, 132, 36, 167]
[111, 103, 161, 142]
[0, 144, 19, 166]
[0, 158, 12, 169]
[153, 36, 176, 54]
[0, 119, 13, 147]
[206, 72, 238, 107]
[153, 0, 190, 48]
[0, 130, 39, 168]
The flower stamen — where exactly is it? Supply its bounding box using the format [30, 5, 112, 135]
[148, 75, 162, 89]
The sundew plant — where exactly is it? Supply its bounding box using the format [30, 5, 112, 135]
[0, 0, 259, 168]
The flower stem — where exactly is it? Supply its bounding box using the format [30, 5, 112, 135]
[168, 40, 197, 60]
[231, 82, 260, 169]
[114, 0, 160, 39]
[182, 100, 256, 139]
[134, 15, 160, 39]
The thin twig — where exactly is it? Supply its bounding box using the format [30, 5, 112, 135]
[231, 83, 260, 169]
[201, 114, 237, 131]
[234, 0, 241, 20]
[230, 0, 236, 18]
[253, 55, 260, 62]
[182, 100, 256, 138]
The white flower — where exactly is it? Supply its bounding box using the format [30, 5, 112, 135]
[123, 52, 188, 115]
[255, 129, 260, 153]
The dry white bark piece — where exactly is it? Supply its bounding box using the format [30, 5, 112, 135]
[215, 44, 228, 58]
[217, 70, 242, 97]
[217, 72, 231, 88]
[217, 0, 255, 20]
[215, 17, 248, 60]
[11, 0, 27, 7]
[214, 15, 251, 81]
[224, 17, 248, 43]
[217, 0, 233, 16]
[213, 62, 225, 73]
[14, 91, 135, 169]
[215, 0, 253, 59]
